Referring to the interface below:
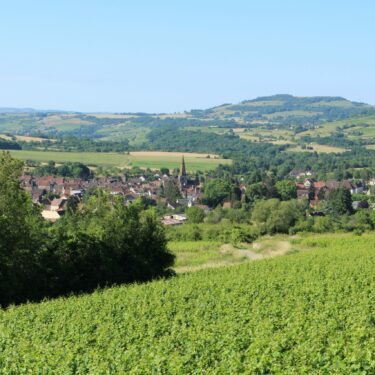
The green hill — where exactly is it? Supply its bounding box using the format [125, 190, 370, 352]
[1, 95, 374, 151]
[1, 233, 374, 373]
[194, 94, 374, 126]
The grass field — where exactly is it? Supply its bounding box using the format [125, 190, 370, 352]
[1, 233, 374, 373]
[169, 236, 295, 273]
[288, 143, 348, 153]
[9, 150, 231, 171]
[169, 241, 248, 273]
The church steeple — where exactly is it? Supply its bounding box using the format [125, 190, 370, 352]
[178, 155, 187, 189]
[180, 155, 186, 177]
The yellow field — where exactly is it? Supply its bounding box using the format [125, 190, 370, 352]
[129, 151, 220, 158]
[0, 134, 50, 142]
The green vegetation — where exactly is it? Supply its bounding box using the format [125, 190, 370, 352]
[1, 234, 374, 373]
[32, 160, 92, 178]
[0, 137, 21, 150]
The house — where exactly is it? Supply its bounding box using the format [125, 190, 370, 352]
[289, 168, 313, 179]
[50, 198, 67, 212]
[176, 197, 192, 207]
[161, 214, 186, 226]
[303, 179, 315, 188]
[350, 181, 364, 194]
[161, 217, 183, 226]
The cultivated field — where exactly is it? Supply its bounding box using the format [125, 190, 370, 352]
[0, 134, 50, 142]
[1, 233, 374, 373]
[9, 150, 231, 171]
[288, 143, 348, 153]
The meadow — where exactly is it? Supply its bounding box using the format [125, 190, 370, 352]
[9, 150, 231, 171]
[1, 233, 374, 373]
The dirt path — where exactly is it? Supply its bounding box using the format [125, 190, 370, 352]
[175, 239, 294, 274]
[221, 240, 292, 261]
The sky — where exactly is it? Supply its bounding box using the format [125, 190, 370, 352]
[0, 1, 374, 112]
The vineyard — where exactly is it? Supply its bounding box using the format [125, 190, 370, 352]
[0, 234, 375, 373]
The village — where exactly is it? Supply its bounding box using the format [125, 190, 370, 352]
[19, 157, 209, 224]
[18, 158, 375, 225]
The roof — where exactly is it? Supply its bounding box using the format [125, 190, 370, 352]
[314, 181, 326, 189]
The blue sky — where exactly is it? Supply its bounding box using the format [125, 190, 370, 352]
[0, 1, 374, 112]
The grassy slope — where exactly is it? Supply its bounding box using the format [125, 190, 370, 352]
[9, 150, 231, 171]
[1, 233, 374, 373]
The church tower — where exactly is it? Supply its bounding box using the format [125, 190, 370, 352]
[178, 155, 187, 189]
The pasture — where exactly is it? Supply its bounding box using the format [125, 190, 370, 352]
[0, 233, 374, 373]
[9, 150, 231, 171]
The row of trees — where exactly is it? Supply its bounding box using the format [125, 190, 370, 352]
[0, 152, 174, 307]
[31, 160, 92, 178]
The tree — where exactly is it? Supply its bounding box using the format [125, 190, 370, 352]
[202, 179, 232, 207]
[246, 182, 268, 202]
[186, 206, 205, 223]
[275, 180, 297, 201]
[326, 188, 353, 216]
[251, 199, 306, 234]
[160, 168, 170, 176]
[0, 152, 48, 306]
[163, 179, 181, 204]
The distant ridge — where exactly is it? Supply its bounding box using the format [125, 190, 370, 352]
[0, 95, 373, 115]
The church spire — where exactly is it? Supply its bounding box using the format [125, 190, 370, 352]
[180, 155, 186, 177]
[178, 155, 187, 190]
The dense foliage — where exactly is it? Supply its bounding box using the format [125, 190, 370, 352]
[32, 160, 92, 178]
[0, 137, 21, 150]
[1, 234, 374, 373]
[21, 136, 130, 152]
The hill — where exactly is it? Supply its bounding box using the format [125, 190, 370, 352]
[189, 94, 374, 126]
[1, 95, 375, 154]
[0, 95, 373, 136]
[1, 233, 374, 373]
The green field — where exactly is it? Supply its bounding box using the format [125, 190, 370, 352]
[1, 233, 374, 373]
[9, 150, 231, 172]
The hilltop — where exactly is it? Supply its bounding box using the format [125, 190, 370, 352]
[188, 94, 374, 125]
